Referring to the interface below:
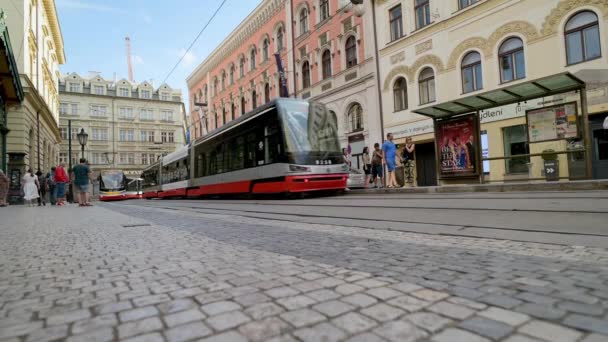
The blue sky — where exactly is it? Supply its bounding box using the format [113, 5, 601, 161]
[56, 0, 262, 101]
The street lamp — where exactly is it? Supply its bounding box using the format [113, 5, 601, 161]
[77, 128, 88, 159]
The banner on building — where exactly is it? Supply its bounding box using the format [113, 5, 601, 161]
[526, 102, 578, 143]
[435, 114, 480, 178]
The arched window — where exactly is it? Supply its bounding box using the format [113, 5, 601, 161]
[262, 39, 269, 61]
[300, 8, 309, 35]
[215, 111, 219, 129]
[277, 27, 284, 51]
[252, 90, 257, 109]
[241, 97, 246, 115]
[565, 11, 601, 65]
[499, 37, 525, 83]
[418, 67, 436, 104]
[203, 85, 208, 102]
[239, 56, 245, 77]
[345, 36, 357, 68]
[461, 51, 482, 93]
[319, 0, 330, 22]
[302, 61, 311, 89]
[221, 71, 226, 90]
[223, 107, 227, 124]
[393, 77, 407, 111]
[250, 48, 257, 70]
[322, 50, 332, 79]
[231, 103, 235, 121]
[348, 103, 363, 132]
[229, 65, 235, 85]
[265, 83, 270, 102]
[213, 78, 219, 96]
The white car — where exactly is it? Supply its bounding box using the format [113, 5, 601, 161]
[347, 168, 367, 189]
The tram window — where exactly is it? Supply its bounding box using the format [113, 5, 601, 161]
[215, 144, 224, 174]
[265, 125, 283, 164]
[235, 136, 245, 170]
[245, 132, 257, 168]
[197, 154, 205, 177]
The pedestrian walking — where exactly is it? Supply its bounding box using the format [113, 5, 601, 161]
[72, 158, 92, 207]
[382, 133, 398, 188]
[0, 169, 9, 207]
[371, 143, 383, 188]
[54, 162, 69, 206]
[342, 148, 351, 168]
[47, 167, 56, 205]
[36, 170, 48, 206]
[402, 137, 416, 187]
[362, 146, 371, 187]
[22, 169, 39, 207]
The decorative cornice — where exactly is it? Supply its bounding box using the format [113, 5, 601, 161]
[540, 0, 608, 36]
[382, 54, 444, 90]
[42, 0, 65, 64]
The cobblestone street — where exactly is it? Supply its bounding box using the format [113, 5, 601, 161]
[1, 203, 608, 341]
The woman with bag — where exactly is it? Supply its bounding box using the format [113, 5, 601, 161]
[22, 169, 39, 207]
[36, 170, 48, 206]
[362, 146, 371, 188]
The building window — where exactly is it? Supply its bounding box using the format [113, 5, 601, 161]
[204, 85, 208, 101]
[91, 153, 104, 165]
[119, 107, 134, 120]
[223, 107, 227, 124]
[503, 125, 530, 174]
[231, 103, 235, 121]
[319, 0, 330, 22]
[160, 93, 170, 101]
[91, 128, 108, 141]
[277, 27, 284, 51]
[322, 50, 332, 79]
[250, 48, 257, 70]
[230, 65, 235, 84]
[160, 111, 173, 122]
[241, 97, 246, 115]
[265, 83, 270, 103]
[393, 77, 408, 111]
[252, 90, 257, 109]
[93, 85, 104, 95]
[60, 127, 68, 140]
[499, 37, 526, 83]
[221, 72, 226, 90]
[300, 7, 309, 35]
[59, 103, 68, 115]
[459, 0, 479, 9]
[70, 128, 79, 141]
[302, 61, 311, 89]
[91, 105, 107, 117]
[415, 0, 431, 29]
[119, 87, 129, 97]
[461, 51, 483, 93]
[119, 129, 134, 142]
[345, 36, 358, 68]
[418, 67, 436, 104]
[69, 83, 81, 92]
[263, 39, 269, 61]
[565, 11, 601, 65]
[348, 103, 363, 132]
[161, 132, 175, 143]
[141, 153, 149, 165]
[140, 109, 154, 121]
[141, 90, 151, 99]
[389, 5, 403, 41]
[239, 56, 245, 77]
[140, 130, 155, 142]
[59, 152, 67, 164]
[213, 78, 219, 96]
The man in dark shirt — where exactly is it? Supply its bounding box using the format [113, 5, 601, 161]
[72, 158, 92, 206]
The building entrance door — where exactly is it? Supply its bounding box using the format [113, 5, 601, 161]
[591, 121, 608, 179]
[415, 142, 437, 186]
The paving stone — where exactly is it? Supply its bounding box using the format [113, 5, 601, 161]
[119, 306, 159, 322]
[428, 301, 475, 320]
[345, 332, 386, 342]
[513, 277, 551, 287]
[122, 332, 165, 342]
[194, 291, 232, 305]
[233, 292, 271, 307]
[365, 286, 402, 300]
[293, 322, 347, 342]
[519, 320, 583, 342]
[447, 297, 487, 310]
[316, 277, 345, 288]
[562, 314, 608, 335]
[312, 300, 355, 317]
[501, 335, 543, 342]
[163, 308, 206, 327]
[199, 331, 248, 342]
[459, 316, 513, 340]
[0, 322, 44, 339]
[24, 325, 69, 342]
[515, 303, 567, 320]
[206, 311, 251, 331]
[516, 292, 559, 305]
[244, 302, 285, 320]
[201, 301, 242, 316]
[157, 298, 197, 314]
[280, 308, 326, 328]
[354, 278, 388, 288]
[373, 320, 428, 342]
[479, 294, 523, 309]
[404, 312, 452, 333]
[276, 295, 316, 310]
[411, 289, 450, 302]
[93, 301, 132, 315]
[331, 312, 377, 334]
[118, 317, 163, 339]
[431, 328, 491, 342]
[387, 295, 430, 312]
[71, 314, 118, 334]
[65, 328, 114, 342]
[237, 317, 291, 341]
[558, 301, 605, 316]
[341, 293, 378, 308]
[266, 287, 300, 299]
[132, 294, 171, 307]
[389, 282, 423, 293]
[47, 309, 92, 326]
[361, 303, 405, 322]
[165, 321, 212, 342]
[581, 333, 608, 342]
[335, 283, 365, 295]
[477, 307, 530, 326]
[305, 289, 340, 302]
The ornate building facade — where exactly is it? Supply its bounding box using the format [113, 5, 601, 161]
[376, 0, 608, 184]
[58, 73, 186, 177]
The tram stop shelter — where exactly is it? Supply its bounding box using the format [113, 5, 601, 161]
[412, 72, 590, 185]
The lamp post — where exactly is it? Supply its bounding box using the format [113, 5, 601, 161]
[77, 128, 88, 159]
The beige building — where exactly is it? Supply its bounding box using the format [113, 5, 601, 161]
[375, 0, 608, 185]
[59, 72, 186, 177]
[1, 0, 65, 173]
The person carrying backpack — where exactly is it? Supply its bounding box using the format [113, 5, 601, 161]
[371, 143, 383, 189]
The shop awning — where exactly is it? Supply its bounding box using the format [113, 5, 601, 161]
[0, 10, 24, 104]
[412, 72, 585, 120]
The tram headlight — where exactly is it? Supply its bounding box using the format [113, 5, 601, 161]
[289, 165, 311, 172]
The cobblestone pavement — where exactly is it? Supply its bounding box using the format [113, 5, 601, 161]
[0, 205, 606, 342]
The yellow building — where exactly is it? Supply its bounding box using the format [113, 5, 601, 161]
[375, 0, 608, 185]
[1, 0, 65, 174]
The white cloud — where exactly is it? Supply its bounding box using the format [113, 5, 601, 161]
[178, 49, 197, 67]
[132, 55, 144, 65]
[56, 0, 119, 12]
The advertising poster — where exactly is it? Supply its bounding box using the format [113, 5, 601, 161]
[436, 114, 479, 178]
[527, 102, 578, 143]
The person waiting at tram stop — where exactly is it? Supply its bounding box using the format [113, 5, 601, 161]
[72, 158, 93, 207]
[371, 143, 383, 189]
[401, 137, 416, 188]
[54, 162, 69, 206]
[382, 133, 398, 188]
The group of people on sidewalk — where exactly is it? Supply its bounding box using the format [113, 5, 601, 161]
[0, 158, 92, 208]
[359, 133, 417, 189]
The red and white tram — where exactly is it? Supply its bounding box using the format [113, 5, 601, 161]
[141, 98, 348, 198]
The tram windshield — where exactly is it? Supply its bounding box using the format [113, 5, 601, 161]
[99, 171, 125, 191]
[280, 101, 342, 165]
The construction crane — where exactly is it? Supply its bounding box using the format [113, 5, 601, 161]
[125, 36, 134, 82]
